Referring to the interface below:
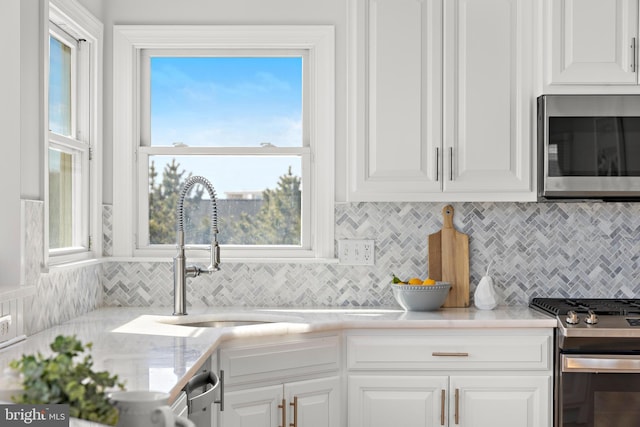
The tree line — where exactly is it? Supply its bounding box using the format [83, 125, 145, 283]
[149, 159, 301, 245]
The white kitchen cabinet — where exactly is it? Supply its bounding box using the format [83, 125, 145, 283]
[546, 0, 639, 85]
[222, 377, 340, 427]
[348, 0, 535, 202]
[349, 375, 549, 427]
[217, 334, 341, 427]
[451, 376, 549, 427]
[346, 329, 552, 427]
[221, 384, 281, 427]
[349, 375, 448, 427]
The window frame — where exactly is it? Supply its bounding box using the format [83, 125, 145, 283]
[137, 50, 311, 255]
[45, 0, 103, 267]
[112, 25, 335, 261]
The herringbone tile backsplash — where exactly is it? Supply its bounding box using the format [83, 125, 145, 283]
[16, 199, 640, 332]
[102, 202, 640, 308]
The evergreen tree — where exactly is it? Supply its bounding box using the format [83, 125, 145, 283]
[148, 160, 301, 246]
[229, 167, 301, 245]
[148, 159, 204, 244]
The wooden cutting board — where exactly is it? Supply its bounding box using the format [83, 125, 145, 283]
[428, 205, 470, 307]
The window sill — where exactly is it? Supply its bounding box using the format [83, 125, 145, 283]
[45, 257, 103, 273]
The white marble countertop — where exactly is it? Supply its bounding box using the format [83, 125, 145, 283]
[0, 306, 556, 403]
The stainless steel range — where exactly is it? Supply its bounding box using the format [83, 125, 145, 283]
[530, 298, 640, 427]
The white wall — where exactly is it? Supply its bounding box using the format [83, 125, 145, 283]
[77, 0, 349, 204]
[0, 0, 23, 290]
[20, 0, 43, 201]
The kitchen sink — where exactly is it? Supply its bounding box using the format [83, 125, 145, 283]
[170, 319, 273, 328]
[155, 312, 301, 328]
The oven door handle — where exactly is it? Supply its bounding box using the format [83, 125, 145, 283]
[562, 354, 640, 373]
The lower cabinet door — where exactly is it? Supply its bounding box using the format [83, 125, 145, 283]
[348, 375, 449, 427]
[285, 376, 341, 427]
[221, 384, 282, 427]
[450, 376, 550, 427]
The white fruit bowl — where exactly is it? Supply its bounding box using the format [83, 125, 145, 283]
[391, 282, 451, 311]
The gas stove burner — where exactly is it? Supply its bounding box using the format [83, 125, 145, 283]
[530, 298, 640, 316]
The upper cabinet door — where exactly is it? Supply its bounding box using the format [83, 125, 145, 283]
[347, 0, 535, 201]
[548, 0, 639, 85]
[443, 0, 534, 195]
[348, 0, 443, 201]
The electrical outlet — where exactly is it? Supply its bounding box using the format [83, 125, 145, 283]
[338, 240, 375, 265]
[0, 315, 11, 338]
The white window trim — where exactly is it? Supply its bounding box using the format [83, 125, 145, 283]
[45, 0, 103, 268]
[112, 25, 335, 261]
[136, 49, 312, 256]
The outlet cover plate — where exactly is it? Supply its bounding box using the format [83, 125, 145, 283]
[338, 239, 375, 265]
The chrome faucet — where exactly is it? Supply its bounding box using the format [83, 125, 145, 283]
[173, 176, 221, 316]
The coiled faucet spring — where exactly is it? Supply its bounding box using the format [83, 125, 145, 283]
[173, 175, 221, 316]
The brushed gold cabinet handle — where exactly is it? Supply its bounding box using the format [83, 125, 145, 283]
[454, 388, 460, 424]
[289, 396, 298, 427]
[278, 398, 286, 427]
[432, 352, 469, 357]
[440, 389, 445, 426]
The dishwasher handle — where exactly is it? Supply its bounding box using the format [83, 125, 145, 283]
[185, 370, 224, 414]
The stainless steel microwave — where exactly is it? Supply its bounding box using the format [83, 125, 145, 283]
[538, 94, 640, 200]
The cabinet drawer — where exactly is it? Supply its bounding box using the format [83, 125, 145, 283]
[347, 333, 551, 371]
[220, 335, 340, 386]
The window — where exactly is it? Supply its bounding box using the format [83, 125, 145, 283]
[140, 53, 308, 249]
[46, 0, 102, 266]
[113, 26, 335, 260]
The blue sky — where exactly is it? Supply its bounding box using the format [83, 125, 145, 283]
[150, 57, 303, 197]
[49, 36, 71, 136]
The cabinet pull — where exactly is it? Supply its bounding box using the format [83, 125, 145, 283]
[440, 389, 445, 426]
[454, 388, 460, 424]
[278, 399, 287, 427]
[449, 147, 454, 181]
[633, 37, 637, 72]
[215, 370, 224, 411]
[432, 352, 469, 357]
[289, 396, 298, 427]
[436, 147, 440, 181]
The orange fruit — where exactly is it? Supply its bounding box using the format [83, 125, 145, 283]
[407, 278, 423, 285]
[423, 278, 436, 285]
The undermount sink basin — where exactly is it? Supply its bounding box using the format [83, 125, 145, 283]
[155, 312, 301, 328]
[172, 319, 274, 328]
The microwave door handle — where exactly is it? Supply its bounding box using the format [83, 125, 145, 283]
[632, 37, 637, 72]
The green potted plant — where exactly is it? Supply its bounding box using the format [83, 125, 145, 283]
[9, 335, 125, 426]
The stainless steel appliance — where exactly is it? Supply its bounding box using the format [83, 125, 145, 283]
[537, 95, 640, 200]
[184, 370, 223, 427]
[530, 298, 640, 427]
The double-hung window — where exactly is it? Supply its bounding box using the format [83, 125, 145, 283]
[139, 51, 309, 251]
[113, 26, 335, 260]
[46, 0, 102, 266]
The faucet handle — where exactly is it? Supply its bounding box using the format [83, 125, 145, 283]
[208, 241, 221, 272]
